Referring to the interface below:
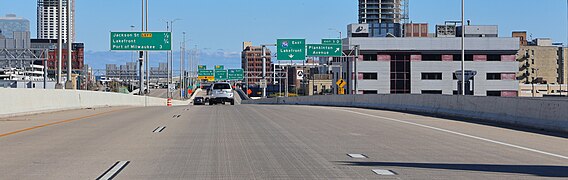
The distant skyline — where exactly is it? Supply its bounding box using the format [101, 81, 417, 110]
[1, 0, 567, 68]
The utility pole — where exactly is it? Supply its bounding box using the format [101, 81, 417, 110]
[66, 0, 73, 89]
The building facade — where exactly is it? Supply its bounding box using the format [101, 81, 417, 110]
[241, 45, 272, 86]
[404, 23, 428, 37]
[37, 0, 75, 41]
[515, 38, 568, 85]
[31, 39, 84, 76]
[358, 0, 408, 37]
[335, 37, 520, 96]
[0, 14, 30, 39]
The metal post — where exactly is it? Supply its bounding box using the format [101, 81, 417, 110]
[57, 0, 63, 88]
[43, 51, 48, 89]
[461, 0, 466, 95]
[354, 45, 360, 94]
[262, 45, 267, 98]
[66, 0, 72, 89]
[181, 32, 185, 99]
[139, 51, 144, 95]
[165, 22, 170, 98]
[145, 0, 149, 95]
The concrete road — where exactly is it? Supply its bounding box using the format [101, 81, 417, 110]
[0, 104, 566, 179]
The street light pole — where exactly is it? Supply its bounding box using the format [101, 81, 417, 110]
[461, 0, 466, 96]
[262, 45, 267, 98]
[56, 0, 63, 89]
[181, 32, 186, 99]
[66, 0, 73, 89]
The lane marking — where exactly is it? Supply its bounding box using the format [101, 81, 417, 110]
[372, 169, 396, 176]
[96, 161, 130, 180]
[347, 154, 368, 159]
[153, 126, 166, 133]
[0, 108, 130, 139]
[342, 109, 568, 160]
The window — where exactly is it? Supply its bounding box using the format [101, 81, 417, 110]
[362, 90, 378, 94]
[487, 73, 502, 80]
[422, 90, 443, 94]
[362, 72, 378, 80]
[487, 54, 501, 61]
[487, 91, 502, 97]
[421, 73, 443, 80]
[422, 54, 442, 61]
[213, 84, 231, 89]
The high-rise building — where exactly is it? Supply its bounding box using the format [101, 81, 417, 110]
[0, 14, 30, 39]
[37, 0, 75, 41]
[357, 0, 408, 37]
[358, 0, 408, 24]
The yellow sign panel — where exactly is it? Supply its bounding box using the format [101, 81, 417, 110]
[198, 76, 215, 81]
[338, 88, 345, 95]
[141, 33, 153, 38]
[336, 79, 347, 88]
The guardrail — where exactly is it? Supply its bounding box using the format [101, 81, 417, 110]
[243, 95, 568, 134]
[0, 88, 188, 117]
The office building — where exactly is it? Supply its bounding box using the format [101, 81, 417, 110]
[37, 0, 75, 41]
[334, 36, 520, 96]
[241, 43, 272, 86]
[0, 14, 30, 39]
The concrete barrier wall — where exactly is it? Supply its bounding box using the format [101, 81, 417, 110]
[243, 95, 568, 134]
[0, 88, 188, 117]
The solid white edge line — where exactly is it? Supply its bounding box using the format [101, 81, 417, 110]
[342, 109, 568, 160]
[97, 161, 130, 180]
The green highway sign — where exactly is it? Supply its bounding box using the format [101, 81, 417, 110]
[110, 32, 171, 51]
[214, 65, 225, 70]
[307, 44, 342, 57]
[198, 65, 207, 70]
[198, 70, 214, 76]
[322, 39, 341, 45]
[228, 69, 244, 80]
[198, 70, 214, 81]
[215, 70, 228, 81]
[277, 39, 305, 60]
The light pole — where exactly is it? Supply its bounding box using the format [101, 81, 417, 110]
[56, 0, 63, 89]
[164, 18, 181, 98]
[66, 0, 73, 89]
[461, 0, 466, 95]
[180, 32, 186, 99]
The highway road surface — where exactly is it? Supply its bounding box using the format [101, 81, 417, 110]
[0, 104, 566, 179]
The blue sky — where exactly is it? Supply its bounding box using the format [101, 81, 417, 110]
[1, 0, 567, 68]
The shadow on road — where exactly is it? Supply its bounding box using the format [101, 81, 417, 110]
[336, 161, 568, 177]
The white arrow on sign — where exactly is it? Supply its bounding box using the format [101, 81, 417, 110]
[288, 54, 294, 59]
[335, 48, 340, 53]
